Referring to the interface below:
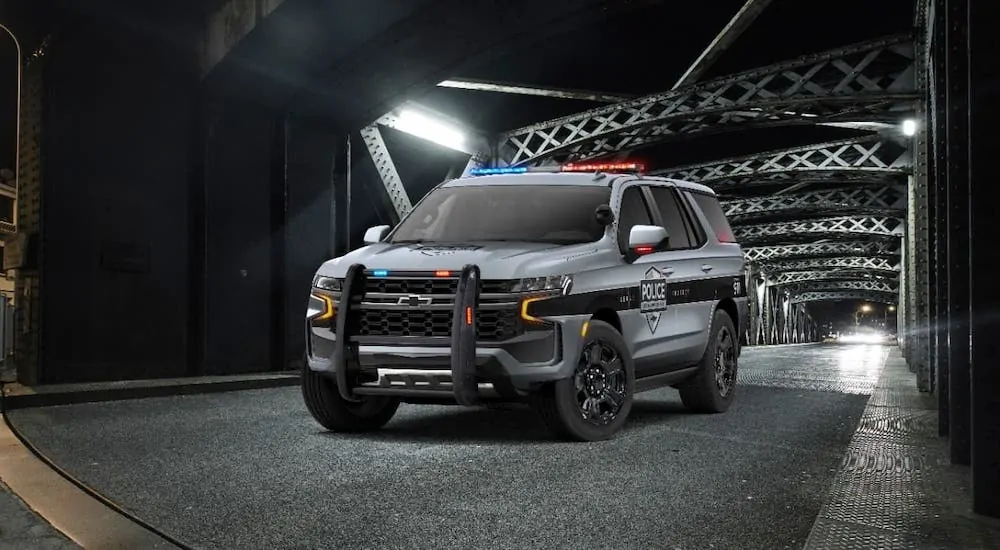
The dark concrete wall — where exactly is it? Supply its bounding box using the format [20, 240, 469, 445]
[39, 18, 199, 383]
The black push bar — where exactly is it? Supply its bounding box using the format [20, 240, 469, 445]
[332, 263, 366, 401]
[450, 264, 481, 406]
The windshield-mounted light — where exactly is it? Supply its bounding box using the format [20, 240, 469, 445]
[312, 275, 341, 291]
[512, 275, 573, 295]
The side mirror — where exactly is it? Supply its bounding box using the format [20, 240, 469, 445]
[363, 225, 391, 245]
[628, 225, 669, 255]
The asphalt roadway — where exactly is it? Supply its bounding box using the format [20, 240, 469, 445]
[7, 343, 885, 550]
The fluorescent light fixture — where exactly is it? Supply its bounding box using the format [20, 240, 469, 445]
[394, 108, 466, 151]
[902, 119, 917, 136]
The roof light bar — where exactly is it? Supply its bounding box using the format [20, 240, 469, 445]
[561, 162, 645, 173]
[468, 162, 645, 177]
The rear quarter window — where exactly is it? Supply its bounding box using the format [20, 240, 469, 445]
[690, 192, 737, 243]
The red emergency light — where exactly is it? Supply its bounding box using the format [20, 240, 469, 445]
[560, 162, 646, 173]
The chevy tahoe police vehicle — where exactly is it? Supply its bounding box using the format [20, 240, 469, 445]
[303, 162, 748, 441]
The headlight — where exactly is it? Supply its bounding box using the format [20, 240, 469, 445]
[312, 275, 341, 291]
[512, 274, 573, 295]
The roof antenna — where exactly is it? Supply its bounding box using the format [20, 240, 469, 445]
[593, 172, 607, 181]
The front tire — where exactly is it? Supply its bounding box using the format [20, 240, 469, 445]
[534, 320, 635, 441]
[678, 309, 739, 413]
[301, 364, 400, 432]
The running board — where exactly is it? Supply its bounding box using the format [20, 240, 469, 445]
[634, 367, 699, 393]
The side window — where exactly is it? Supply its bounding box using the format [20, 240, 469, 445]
[690, 192, 737, 243]
[647, 187, 695, 249]
[616, 186, 653, 254]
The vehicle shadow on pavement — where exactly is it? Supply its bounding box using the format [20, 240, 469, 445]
[321, 397, 691, 445]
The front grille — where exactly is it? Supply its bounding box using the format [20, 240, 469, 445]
[364, 278, 514, 295]
[359, 308, 520, 340]
[352, 275, 524, 341]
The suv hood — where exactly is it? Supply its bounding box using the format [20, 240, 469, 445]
[318, 241, 609, 280]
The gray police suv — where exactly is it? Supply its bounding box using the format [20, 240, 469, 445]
[303, 169, 748, 441]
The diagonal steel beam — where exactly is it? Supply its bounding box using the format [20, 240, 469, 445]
[673, 0, 776, 89]
[496, 33, 916, 166]
[437, 78, 635, 103]
[360, 125, 412, 220]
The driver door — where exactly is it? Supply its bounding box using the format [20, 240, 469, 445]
[613, 182, 689, 377]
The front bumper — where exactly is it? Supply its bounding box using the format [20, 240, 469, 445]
[307, 263, 585, 404]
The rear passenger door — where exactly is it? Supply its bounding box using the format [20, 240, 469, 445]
[634, 183, 711, 368]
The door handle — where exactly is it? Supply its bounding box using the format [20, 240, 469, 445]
[701, 264, 714, 272]
[662, 267, 674, 276]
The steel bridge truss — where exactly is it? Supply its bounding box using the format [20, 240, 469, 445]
[492, 34, 916, 166]
[735, 215, 904, 243]
[790, 290, 898, 305]
[743, 241, 900, 262]
[759, 256, 901, 272]
[722, 184, 906, 223]
[769, 270, 899, 286]
[654, 136, 911, 188]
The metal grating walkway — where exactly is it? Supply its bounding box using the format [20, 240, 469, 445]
[804, 348, 1000, 549]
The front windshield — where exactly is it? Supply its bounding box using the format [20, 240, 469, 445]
[388, 183, 612, 245]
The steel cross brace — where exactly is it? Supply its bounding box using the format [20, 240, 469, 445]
[791, 290, 898, 304]
[655, 136, 912, 186]
[769, 270, 899, 285]
[786, 280, 898, 293]
[760, 256, 901, 272]
[744, 240, 900, 262]
[735, 215, 904, 241]
[495, 33, 917, 166]
[721, 184, 906, 216]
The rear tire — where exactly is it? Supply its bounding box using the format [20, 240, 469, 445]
[678, 309, 739, 413]
[533, 320, 635, 441]
[301, 363, 400, 432]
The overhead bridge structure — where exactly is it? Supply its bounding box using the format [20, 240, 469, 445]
[363, 31, 918, 347]
[354, 0, 997, 523]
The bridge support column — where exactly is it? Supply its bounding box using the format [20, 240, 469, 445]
[969, 0, 1000, 517]
[929, 0, 950, 436]
[944, 0, 971, 465]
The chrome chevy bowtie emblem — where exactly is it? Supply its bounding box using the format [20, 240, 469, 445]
[398, 295, 433, 307]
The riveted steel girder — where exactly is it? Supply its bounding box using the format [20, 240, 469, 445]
[791, 290, 898, 304]
[360, 124, 412, 221]
[744, 241, 900, 262]
[786, 280, 898, 293]
[722, 184, 906, 220]
[654, 136, 911, 186]
[496, 34, 916, 166]
[760, 256, 901, 272]
[735, 215, 904, 242]
[769, 270, 899, 285]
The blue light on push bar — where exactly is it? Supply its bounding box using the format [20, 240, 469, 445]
[372, 270, 389, 277]
[469, 167, 528, 176]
